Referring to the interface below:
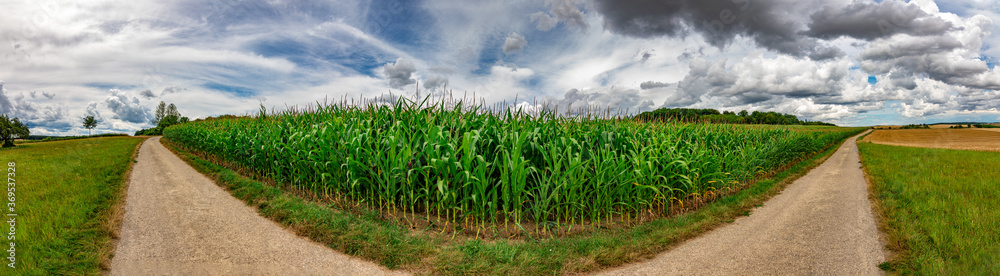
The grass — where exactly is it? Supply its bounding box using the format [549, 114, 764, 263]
[162, 127, 859, 275]
[858, 142, 1000, 274]
[0, 136, 145, 275]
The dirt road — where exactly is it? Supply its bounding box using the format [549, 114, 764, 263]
[599, 131, 885, 275]
[110, 137, 403, 275]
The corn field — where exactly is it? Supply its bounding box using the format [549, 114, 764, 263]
[164, 98, 863, 232]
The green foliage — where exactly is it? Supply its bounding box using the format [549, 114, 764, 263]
[82, 115, 98, 135]
[165, 98, 863, 229]
[899, 124, 930, 129]
[0, 114, 30, 147]
[859, 143, 1000, 274]
[973, 124, 1000, 128]
[3, 136, 145, 275]
[635, 108, 835, 126]
[137, 102, 185, 136]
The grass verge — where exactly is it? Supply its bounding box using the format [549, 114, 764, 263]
[161, 129, 861, 275]
[858, 142, 1000, 274]
[0, 136, 146, 275]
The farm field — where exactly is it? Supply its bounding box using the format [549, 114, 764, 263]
[858, 142, 1000, 274]
[164, 100, 865, 234]
[160, 100, 865, 274]
[860, 128, 1000, 151]
[0, 137, 145, 275]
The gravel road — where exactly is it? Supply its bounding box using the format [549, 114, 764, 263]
[598, 130, 885, 275]
[110, 137, 403, 276]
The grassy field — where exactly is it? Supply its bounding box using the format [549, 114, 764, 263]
[0, 137, 145, 275]
[164, 99, 863, 236]
[858, 142, 1000, 274]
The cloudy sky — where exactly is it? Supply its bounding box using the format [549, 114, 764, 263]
[1, 0, 999, 135]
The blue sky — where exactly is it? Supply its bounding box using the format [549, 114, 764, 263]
[1, 0, 999, 135]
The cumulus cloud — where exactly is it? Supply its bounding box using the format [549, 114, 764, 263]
[0, 81, 12, 115]
[383, 57, 417, 89]
[549, 86, 656, 115]
[805, 0, 953, 40]
[139, 89, 157, 98]
[530, 12, 559, 31]
[532, 0, 588, 31]
[503, 32, 527, 55]
[423, 76, 449, 90]
[640, 81, 672, 90]
[42, 92, 55, 99]
[161, 86, 187, 95]
[104, 89, 151, 124]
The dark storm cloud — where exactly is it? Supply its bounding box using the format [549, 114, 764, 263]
[383, 57, 417, 89]
[592, 0, 844, 60]
[805, 0, 953, 41]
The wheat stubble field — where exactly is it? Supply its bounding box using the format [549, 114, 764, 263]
[860, 128, 1000, 151]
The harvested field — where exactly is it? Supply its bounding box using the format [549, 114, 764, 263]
[861, 129, 1000, 151]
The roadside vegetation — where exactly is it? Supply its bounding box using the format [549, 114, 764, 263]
[858, 142, 1000, 274]
[1, 136, 145, 275]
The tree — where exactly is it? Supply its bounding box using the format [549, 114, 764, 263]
[152, 101, 167, 125]
[82, 115, 98, 135]
[167, 103, 180, 118]
[0, 115, 30, 148]
[738, 110, 749, 117]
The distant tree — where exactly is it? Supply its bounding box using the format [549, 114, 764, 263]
[167, 103, 180, 118]
[179, 116, 189, 123]
[738, 110, 749, 117]
[0, 115, 30, 148]
[82, 115, 98, 135]
[152, 101, 167, 125]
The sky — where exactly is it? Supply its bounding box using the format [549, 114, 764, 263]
[1, 0, 999, 135]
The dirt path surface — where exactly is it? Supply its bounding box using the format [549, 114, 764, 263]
[110, 137, 403, 276]
[599, 131, 885, 275]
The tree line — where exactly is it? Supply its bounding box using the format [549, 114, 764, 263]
[634, 108, 836, 126]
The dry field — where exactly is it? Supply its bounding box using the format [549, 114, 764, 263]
[861, 128, 1000, 151]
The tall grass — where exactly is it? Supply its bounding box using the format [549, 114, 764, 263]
[164, 97, 860, 232]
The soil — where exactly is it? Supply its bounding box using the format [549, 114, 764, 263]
[596, 130, 886, 275]
[861, 128, 1000, 152]
[109, 137, 404, 275]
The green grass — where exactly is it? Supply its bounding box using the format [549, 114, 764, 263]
[858, 142, 1000, 274]
[0, 136, 145, 275]
[163, 128, 858, 275]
